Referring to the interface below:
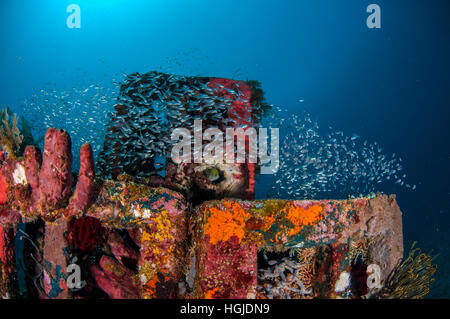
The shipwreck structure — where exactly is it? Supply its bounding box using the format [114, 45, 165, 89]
[0, 72, 420, 299]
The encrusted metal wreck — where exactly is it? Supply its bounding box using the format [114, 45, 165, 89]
[0, 72, 435, 299]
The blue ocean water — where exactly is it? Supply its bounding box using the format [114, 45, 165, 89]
[0, 0, 449, 298]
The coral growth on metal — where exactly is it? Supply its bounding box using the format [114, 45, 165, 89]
[191, 197, 403, 299]
[0, 72, 428, 299]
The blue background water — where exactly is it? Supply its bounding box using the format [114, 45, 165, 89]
[0, 0, 449, 297]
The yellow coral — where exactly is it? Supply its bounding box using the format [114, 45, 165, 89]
[141, 209, 174, 265]
[139, 208, 176, 298]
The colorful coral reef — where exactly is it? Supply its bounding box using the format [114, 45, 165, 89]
[0, 72, 433, 299]
[0, 124, 434, 298]
[191, 196, 405, 299]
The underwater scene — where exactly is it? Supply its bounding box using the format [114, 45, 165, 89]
[0, 0, 448, 302]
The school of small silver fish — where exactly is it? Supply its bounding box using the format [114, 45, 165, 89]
[97, 71, 258, 177]
[19, 81, 119, 170]
[18, 72, 414, 199]
[258, 106, 416, 199]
